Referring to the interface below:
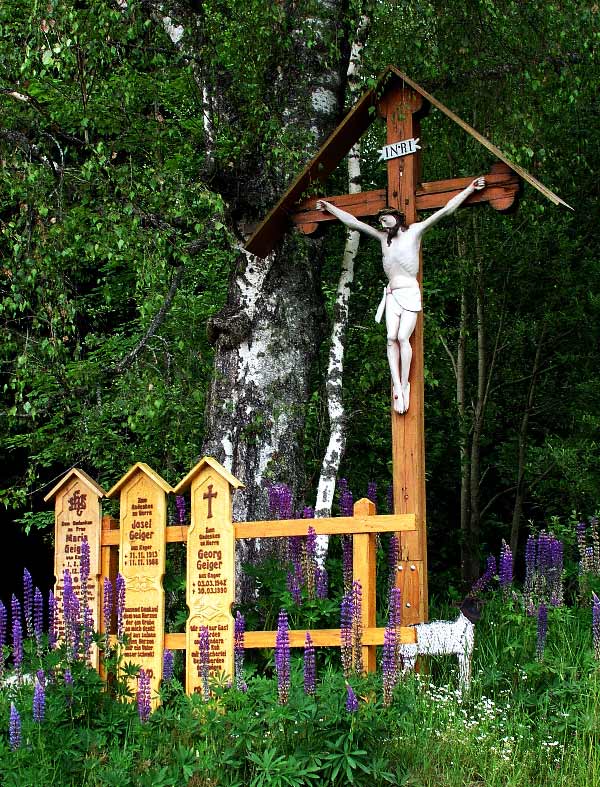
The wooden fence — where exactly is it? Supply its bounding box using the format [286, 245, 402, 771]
[46, 457, 418, 700]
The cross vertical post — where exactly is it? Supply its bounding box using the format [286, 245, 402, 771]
[379, 83, 428, 625]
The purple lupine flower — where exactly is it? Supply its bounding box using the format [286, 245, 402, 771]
[342, 536, 353, 594]
[303, 506, 314, 519]
[536, 603, 548, 661]
[499, 540, 513, 594]
[115, 573, 126, 640]
[9, 703, 21, 750]
[268, 484, 281, 518]
[197, 626, 211, 701]
[33, 587, 44, 653]
[389, 586, 402, 629]
[137, 668, 151, 722]
[289, 536, 303, 576]
[352, 581, 363, 675]
[79, 536, 90, 593]
[234, 611, 247, 692]
[316, 566, 328, 599]
[275, 609, 290, 704]
[83, 605, 94, 662]
[279, 486, 293, 519]
[269, 483, 293, 520]
[23, 569, 33, 637]
[590, 517, 600, 572]
[33, 672, 46, 722]
[576, 521, 588, 571]
[103, 577, 113, 650]
[592, 593, 600, 661]
[548, 536, 564, 606]
[11, 594, 21, 633]
[382, 624, 397, 706]
[366, 481, 377, 505]
[386, 484, 394, 514]
[388, 534, 399, 594]
[0, 600, 6, 678]
[287, 567, 303, 605]
[340, 591, 353, 679]
[524, 535, 536, 609]
[338, 479, 353, 517]
[175, 495, 187, 525]
[48, 590, 57, 650]
[162, 649, 175, 682]
[345, 683, 359, 713]
[63, 570, 81, 661]
[12, 613, 23, 674]
[471, 555, 497, 595]
[537, 531, 551, 579]
[382, 587, 402, 706]
[304, 632, 316, 696]
[305, 526, 317, 599]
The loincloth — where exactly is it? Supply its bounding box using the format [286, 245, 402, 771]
[375, 285, 422, 323]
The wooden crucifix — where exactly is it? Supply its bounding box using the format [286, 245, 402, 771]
[245, 67, 570, 626]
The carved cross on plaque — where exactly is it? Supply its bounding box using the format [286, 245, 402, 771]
[203, 484, 217, 518]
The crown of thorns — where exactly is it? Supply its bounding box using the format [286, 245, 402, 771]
[377, 208, 405, 221]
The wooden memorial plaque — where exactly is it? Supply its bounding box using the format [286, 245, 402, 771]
[174, 457, 243, 695]
[44, 470, 105, 668]
[107, 463, 173, 704]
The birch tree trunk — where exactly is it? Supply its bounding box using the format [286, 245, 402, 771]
[163, 1, 353, 528]
[315, 15, 370, 539]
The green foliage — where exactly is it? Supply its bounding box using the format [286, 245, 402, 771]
[1, 0, 233, 514]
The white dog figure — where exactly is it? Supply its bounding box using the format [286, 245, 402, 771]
[399, 597, 482, 692]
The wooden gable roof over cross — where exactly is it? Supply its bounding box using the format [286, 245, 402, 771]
[245, 65, 571, 259]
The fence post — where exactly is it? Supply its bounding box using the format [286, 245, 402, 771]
[44, 469, 105, 669]
[106, 463, 173, 706]
[352, 497, 377, 672]
[174, 457, 244, 695]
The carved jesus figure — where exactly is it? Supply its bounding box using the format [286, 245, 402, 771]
[317, 176, 485, 413]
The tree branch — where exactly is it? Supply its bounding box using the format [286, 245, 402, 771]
[0, 128, 62, 176]
[112, 264, 184, 374]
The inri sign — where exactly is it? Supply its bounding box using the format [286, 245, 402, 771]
[378, 137, 421, 162]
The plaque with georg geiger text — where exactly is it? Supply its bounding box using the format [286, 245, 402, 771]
[174, 457, 243, 695]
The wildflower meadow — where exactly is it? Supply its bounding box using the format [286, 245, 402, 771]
[1, 491, 599, 786]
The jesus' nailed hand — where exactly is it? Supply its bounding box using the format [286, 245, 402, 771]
[316, 177, 485, 414]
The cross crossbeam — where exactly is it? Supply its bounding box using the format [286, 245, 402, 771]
[291, 161, 519, 235]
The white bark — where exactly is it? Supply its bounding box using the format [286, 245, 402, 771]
[315, 15, 370, 555]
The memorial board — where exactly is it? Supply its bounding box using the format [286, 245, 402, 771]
[44, 469, 105, 668]
[174, 458, 243, 695]
[107, 463, 172, 705]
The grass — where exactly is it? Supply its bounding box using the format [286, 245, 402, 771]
[1, 576, 599, 785]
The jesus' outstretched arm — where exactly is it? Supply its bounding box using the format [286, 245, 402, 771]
[316, 200, 384, 241]
[413, 177, 485, 235]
